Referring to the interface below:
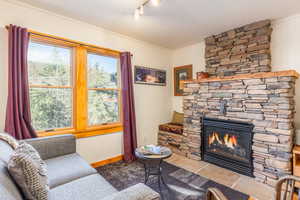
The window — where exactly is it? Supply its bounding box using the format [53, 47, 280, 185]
[87, 53, 120, 126]
[28, 42, 73, 131]
[27, 33, 122, 137]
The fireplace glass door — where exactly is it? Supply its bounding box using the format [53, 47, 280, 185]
[206, 127, 249, 164]
[202, 117, 254, 176]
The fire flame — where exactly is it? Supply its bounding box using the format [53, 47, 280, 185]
[208, 132, 238, 149]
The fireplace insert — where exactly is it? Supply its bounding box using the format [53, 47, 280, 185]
[202, 117, 254, 177]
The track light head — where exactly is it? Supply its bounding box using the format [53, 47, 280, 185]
[134, 9, 140, 20]
[139, 5, 144, 15]
[151, 0, 160, 6]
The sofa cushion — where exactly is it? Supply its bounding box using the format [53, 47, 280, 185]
[50, 174, 117, 200]
[171, 111, 184, 125]
[45, 153, 97, 188]
[8, 142, 49, 200]
[25, 134, 76, 160]
[0, 133, 19, 149]
[0, 160, 23, 200]
[0, 140, 15, 163]
[101, 183, 160, 200]
[159, 123, 183, 135]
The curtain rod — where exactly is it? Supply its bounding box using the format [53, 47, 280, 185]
[4, 25, 131, 56]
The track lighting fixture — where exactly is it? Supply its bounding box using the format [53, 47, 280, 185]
[134, 0, 161, 20]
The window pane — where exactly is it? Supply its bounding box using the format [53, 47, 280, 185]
[88, 90, 119, 126]
[29, 88, 72, 130]
[87, 53, 118, 88]
[28, 42, 71, 86]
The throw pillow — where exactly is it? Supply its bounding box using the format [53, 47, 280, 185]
[8, 141, 49, 200]
[171, 111, 184, 125]
[0, 132, 19, 149]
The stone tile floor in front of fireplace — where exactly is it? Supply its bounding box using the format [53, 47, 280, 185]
[165, 154, 274, 200]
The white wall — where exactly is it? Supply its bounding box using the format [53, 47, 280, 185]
[170, 14, 300, 128]
[171, 42, 206, 112]
[272, 14, 300, 128]
[0, 0, 172, 163]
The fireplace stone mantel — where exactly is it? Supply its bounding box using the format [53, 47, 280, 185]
[182, 69, 299, 187]
[184, 70, 299, 84]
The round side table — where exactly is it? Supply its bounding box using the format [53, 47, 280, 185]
[135, 146, 172, 192]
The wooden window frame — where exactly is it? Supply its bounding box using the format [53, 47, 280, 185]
[28, 32, 123, 139]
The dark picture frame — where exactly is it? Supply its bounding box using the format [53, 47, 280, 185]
[174, 65, 193, 96]
[134, 66, 167, 86]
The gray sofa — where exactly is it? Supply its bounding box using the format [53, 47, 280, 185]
[0, 134, 160, 200]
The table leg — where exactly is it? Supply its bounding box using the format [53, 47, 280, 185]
[158, 174, 162, 192]
[143, 159, 167, 191]
[158, 160, 166, 192]
[144, 164, 149, 184]
[161, 173, 166, 185]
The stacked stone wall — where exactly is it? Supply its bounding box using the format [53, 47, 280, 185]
[183, 75, 296, 186]
[205, 20, 272, 77]
[158, 131, 188, 156]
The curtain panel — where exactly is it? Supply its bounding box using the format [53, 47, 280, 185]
[120, 52, 137, 162]
[4, 25, 37, 139]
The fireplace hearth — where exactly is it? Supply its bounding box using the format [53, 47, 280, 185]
[202, 117, 254, 177]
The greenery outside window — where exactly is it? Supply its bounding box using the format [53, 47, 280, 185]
[87, 52, 120, 126]
[27, 33, 122, 138]
[28, 42, 73, 131]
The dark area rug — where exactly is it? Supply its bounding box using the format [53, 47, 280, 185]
[97, 161, 249, 200]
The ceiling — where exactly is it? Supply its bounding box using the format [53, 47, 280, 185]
[16, 0, 300, 49]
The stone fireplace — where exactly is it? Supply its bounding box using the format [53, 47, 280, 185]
[202, 117, 253, 177]
[157, 19, 300, 186]
[181, 19, 299, 187]
[183, 71, 299, 186]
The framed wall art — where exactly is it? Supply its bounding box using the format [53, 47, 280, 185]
[134, 66, 167, 86]
[174, 65, 193, 96]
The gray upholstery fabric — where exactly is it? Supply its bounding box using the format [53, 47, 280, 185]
[25, 134, 76, 160]
[0, 160, 23, 200]
[45, 153, 97, 188]
[50, 174, 117, 200]
[0, 140, 15, 163]
[8, 142, 49, 200]
[102, 183, 160, 200]
[0, 134, 160, 200]
[0, 132, 19, 149]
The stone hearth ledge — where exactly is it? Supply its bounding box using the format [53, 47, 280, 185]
[184, 70, 299, 83]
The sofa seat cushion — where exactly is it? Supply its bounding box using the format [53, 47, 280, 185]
[101, 183, 160, 200]
[45, 153, 97, 188]
[0, 160, 23, 200]
[159, 123, 183, 135]
[50, 174, 117, 200]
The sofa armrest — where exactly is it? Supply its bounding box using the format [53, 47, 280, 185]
[102, 183, 160, 200]
[24, 134, 76, 160]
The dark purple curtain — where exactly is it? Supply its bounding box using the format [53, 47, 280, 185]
[120, 52, 137, 162]
[4, 25, 37, 140]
